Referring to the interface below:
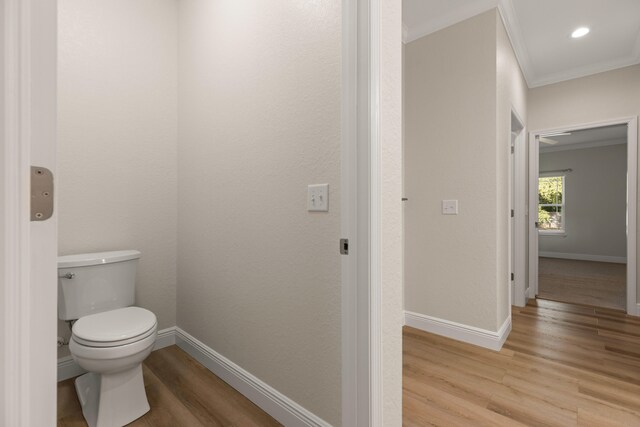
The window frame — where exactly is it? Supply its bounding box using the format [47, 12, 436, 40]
[538, 173, 566, 236]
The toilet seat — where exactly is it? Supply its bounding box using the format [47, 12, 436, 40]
[70, 326, 157, 362]
[72, 306, 157, 348]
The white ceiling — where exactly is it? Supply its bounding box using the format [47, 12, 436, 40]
[539, 124, 627, 153]
[402, 0, 640, 88]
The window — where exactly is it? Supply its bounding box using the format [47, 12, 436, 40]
[538, 175, 565, 233]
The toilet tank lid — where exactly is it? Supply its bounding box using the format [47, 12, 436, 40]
[58, 250, 141, 268]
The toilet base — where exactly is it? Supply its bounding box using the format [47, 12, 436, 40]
[75, 365, 150, 427]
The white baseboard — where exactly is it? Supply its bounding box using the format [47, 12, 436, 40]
[57, 355, 86, 382]
[527, 287, 535, 299]
[59, 325, 328, 426]
[539, 251, 627, 264]
[175, 327, 330, 427]
[404, 311, 512, 351]
[57, 326, 177, 382]
[153, 326, 177, 350]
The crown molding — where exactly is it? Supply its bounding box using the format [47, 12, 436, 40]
[528, 54, 640, 88]
[403, 0, 640, 88]
[496, 0, 640, 88]
[403, 0, 498, 44]
[498, 0, 640, 87]
[496, 0, 534, 87]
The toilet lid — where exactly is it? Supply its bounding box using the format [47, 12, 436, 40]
[72, 306, 157, 347]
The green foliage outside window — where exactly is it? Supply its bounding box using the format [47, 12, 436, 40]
[538, 176, 564, 230]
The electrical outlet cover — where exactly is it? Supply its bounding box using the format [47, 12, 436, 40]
[442, 199, 458, 215]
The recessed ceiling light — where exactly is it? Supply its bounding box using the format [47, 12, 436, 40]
[572, 27, 590, 38]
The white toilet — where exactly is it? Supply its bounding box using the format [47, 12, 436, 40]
[58, 250, 157, 427]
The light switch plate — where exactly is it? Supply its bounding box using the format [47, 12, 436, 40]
[442, 199, 458, 215]
[308, 184, 329, 212]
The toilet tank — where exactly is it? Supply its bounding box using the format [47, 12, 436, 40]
[58, 250, 141, 321]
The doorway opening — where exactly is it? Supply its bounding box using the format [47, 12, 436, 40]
[528, 118, 638, 314]
[510, 111, 527, 307]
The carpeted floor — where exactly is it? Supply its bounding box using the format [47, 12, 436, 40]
[538, 257, 626, 310]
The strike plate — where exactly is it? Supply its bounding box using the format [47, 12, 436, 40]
[31, 166, 54, 221]
[340, 238, 349, 255]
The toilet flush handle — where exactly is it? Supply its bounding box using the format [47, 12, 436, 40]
[58, 272, 75, 279]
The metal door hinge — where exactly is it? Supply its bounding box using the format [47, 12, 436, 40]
[340, 238, 349, 255]
[511, 209, 514, 218]
[31, 166, 54, 221]
[511, 272, 514, 281]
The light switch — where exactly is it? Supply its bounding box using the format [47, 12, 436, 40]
[442, 199, 458, 215]
[308, 184, 329, 212]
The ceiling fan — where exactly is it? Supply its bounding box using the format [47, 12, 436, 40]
[539, 132, 571, 145]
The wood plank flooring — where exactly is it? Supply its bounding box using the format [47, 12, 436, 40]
[404, 298, 640, 426]
[60, 299, 640, 426]
[57, 345, 281, 427]
[538, 257, 626, 310]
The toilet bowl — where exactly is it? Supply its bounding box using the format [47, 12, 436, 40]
[58, 250, 157, 427]
[69, 306, 157, 427]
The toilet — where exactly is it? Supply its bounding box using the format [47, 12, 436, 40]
[58, 250, 157, 427]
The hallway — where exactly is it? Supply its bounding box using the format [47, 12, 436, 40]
[404, 299, 640, 426]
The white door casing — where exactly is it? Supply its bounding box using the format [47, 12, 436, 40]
[510, 130, 516, 305]
[2, 0, 58, 425]
[342, 0, 386, 425]
[511, 111, 527, 307]
[529, 117, 638, 315]
[528, 132, 540, 300]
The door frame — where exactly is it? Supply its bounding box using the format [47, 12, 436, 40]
[528, 116, 638, 315]
[342, 0, 387, 425]
[2, 0, 33, 423]
[4, 0, 392, 425]
[2, 0, 58, 425]
[511, 109, 527, 307]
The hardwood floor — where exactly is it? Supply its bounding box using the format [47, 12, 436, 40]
[404, 299, 640, 426]
[538, 257, 626, 310]
[57, 345, 281, 427]
[60, 299, 640, 426]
